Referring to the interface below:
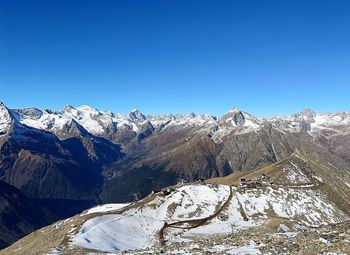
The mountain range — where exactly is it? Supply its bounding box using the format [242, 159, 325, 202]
[1, 101, 350, 250]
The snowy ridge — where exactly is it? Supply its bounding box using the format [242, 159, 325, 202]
[12, 105, 219, 140]
[2, 102, 350, 144]
[81, 203, 131, 216]
[270, 109, 350, 135]
[6, 103, 269, 143]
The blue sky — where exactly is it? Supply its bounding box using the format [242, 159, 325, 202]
[1, 0, 350, 117]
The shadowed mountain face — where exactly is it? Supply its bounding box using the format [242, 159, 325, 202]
[1, 102, 350, 249]
[0, 180, 57, 249]
[0, 121, 124, 201]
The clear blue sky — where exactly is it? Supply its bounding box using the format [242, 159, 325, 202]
[1, 0, 349, 117]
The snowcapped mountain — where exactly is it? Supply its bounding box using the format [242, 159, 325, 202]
[6, 104, 218, 145]
[0, 102, 13, 136]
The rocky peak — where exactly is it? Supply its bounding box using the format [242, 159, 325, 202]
[185, 112, 196, 118]
[232, 111, 245, 126]
[62, 104, 76, 112]
[58, 119, 92, 139]
[298, 108, 316, 119]
[128, 109, 146, 121]
[0, 102, 14, 135]
[13, 108, 43, 120]
[229, 106, 241, 113]
[175, 113, 183, 119]
[219, 107, 247, 126]
[137, 121, 155, 141]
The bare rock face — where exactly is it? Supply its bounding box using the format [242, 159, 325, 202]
[12, 108, 43, 120]
[137, 121, 154, 141]
[232, 111, 245, 126]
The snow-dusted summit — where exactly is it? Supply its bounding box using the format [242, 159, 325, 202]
[0, 102, 14, 135]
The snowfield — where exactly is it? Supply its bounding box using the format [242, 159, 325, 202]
[70, 183, 348, 253]
[72, 184, 230, 252]
[81, 203, 130, 216]
[235, 187, 347, 226]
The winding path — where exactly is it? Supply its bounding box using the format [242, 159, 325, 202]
[159, 185, 233, 244]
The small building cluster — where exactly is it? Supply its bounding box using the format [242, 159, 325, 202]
[240, 174, 273, 189]
[152, 188, 175, 196]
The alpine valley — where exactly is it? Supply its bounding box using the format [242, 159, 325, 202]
[1, 101, 350, 254]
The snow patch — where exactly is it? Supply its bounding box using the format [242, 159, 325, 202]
[82, 203, 130, 216]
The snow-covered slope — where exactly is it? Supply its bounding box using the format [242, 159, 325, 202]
[2, 159, 350, 255]
[72, 184, 230, 252]
[3, 181, 345, 254]
[0, 102, 13, 135]
[71, 183, 348, 253]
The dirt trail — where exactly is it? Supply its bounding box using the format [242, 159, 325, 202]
[235, 191, 248, 221]
[159, 185, 233, 245]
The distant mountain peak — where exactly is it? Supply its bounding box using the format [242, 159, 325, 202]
[77, 105, 95, 111]
[185, 112, 196, 118]
[222, 107, 246, 118]
[128, 109, 145, 121]
[229, 107, 241, 113]
[62, 104, 76, 112]
[0, 102, 14, 135]
[299, 108, 316, 116]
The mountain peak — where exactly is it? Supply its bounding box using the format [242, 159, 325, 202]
[229, 107, 241, 113]
[0, 102, 14, 135]
[128, 109, 145, 121]
[185, 112, 196, 118]
[62, 104, 76, 112]
[76, 105, 95, 111]
[300, 108, 316, 115]
[299, 108, 316, 118]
